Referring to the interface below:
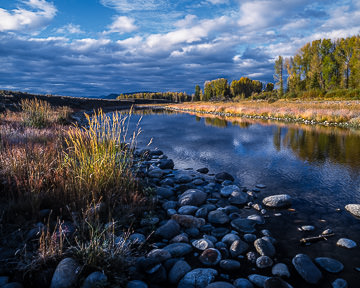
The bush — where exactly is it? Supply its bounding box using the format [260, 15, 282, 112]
[20, 98, 51, 128]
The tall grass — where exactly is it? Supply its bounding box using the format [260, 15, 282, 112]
[20, 98, 51, 128]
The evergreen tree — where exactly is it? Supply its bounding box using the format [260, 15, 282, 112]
[274, 56, 284, 97]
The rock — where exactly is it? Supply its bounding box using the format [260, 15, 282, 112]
[229, 191, 249, 205]
[128, 233, 146, 245]
[248, 274, 270, 287]
[247, 251, 257, 264]
[178, 189, 207, 207]
[186, 227, 200, 237]
[206, 282, 235, 288]
[193, 239, 214, 250]
[230, 239, 249, 257]
[146, 249, 171, 263]
[208, 210, 230, 225]
[247, 215, 265, 225]
[127, 280, 148, 288]
[222, 233, 240, 246]
[332, 278, 348, 288]
[292, 254, 322, 284]
[211, 227, 229, 238]
[336, 238, 357, 249]
[172, 214, 205, 229]
[262, 194, 292, 208]
[160, 177, 174, 187]
[0, 277, 9, 286]
[193, 179, 205, 185]
[50, 258, 79, 288]
[345, 204, 360, 217]
[220, 259, 241, 270]
[300, 225, 315, 231]
[170, 233, 189, 243]
[140, 217, 159, 226]
[199, 248, 222, 266]
[150, 150, 163, 156]
[168, 260, 191, 284]
[196, 207, 209, 218]
[264, 277, 292, 288]
[256, 184, 266, 189]
[272, 263, 290, 278]
[254, 238, 275, 257]
[147, 264, 167, 284]
[148, 169, 164, 178]
[322, 228, 333, 235]
[167, 209, 177, 216]
[197, 168, 209, 174]
[155, 219, 181, 240]
[156, 187, 174, 199]
[231, 218, 256, 233]
[82, 272, 107, 288]
[178, 268, 218, 288]
[243, 234, 257, 243]
[2, 283, 23, 288]
[256, 256, 273, 269]
[162, 201, 177, 210]
[158, 159, 174, 169]
[179, 205, 199, 215]
[234, 278, 254, 288]
[163, 243, 193, 257]
[215, 172, 234, 183]
[314, 257, 344, 273]
[177, 174, 193, 184]
[221, 185, 241, 197]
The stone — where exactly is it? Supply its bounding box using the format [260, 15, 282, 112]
[158, 159, 174, 170]
[256, 256, 273, 269]
[178, 205, 199, 215]
[50, 258, 79, 288]
[128, 233, 146, 245]
[222, 233, 240, 246]
[193, 238, 215, 250]
[172, 214, 205, 229]
[162, 201, 177, 210]
[345, 204, 360, 217]
[196, 207, 209, 218]
[163, 243, 193, 257]
[178, 268, 218, 288]
[179, 189, 207, 207]
[193, 179, 205, 185]
[2, 283, 23, 288]
[146, 249, 171, 263]
[256, 184, 266, 189]
[186, 227, 200, 237]
[314, 257, 344, 273]
[332, 278, 348, 288]
[229, 191, 249, 205]
[140, 217, 159, 226]
[197, 167, 209, 174]
[262, 194, 292, 208]
[322, 228, 333, 235]
[221, 185, 241, 197]
[246, 252, 257, 263]
[229, 239, 249, 257]
[177, 175, 193, 184]
[82, 272, 107, 288]
[292, 254, 322, 284]
[199, 248, 222, 266]
[206, 282, 235, 288]
[148, 169, 164, 178]
[211, 227, 230, 238]
[272, 263, 290, 278]
[336, 238, 357, 249]
[147, 264, 167, 284]
[160, 177, 174, 187]
[264, 277, 292, 288]
[248, 274, 270, 287]
[254, 238, 276, 257]
[155, 219, 180, 240]
[234, 278, 254, 288]
[208, 210, 230, 225]
[300, 225, 315, 231]
[215, 172, 234, 183]
[231, 218, 256, 233]
[0, 277, 9, 286]
[170, 233, 189, 243]
[247, 215, 265, 225]
[168, 260, 191, 284]
[220, 259, 241, 270]
[156, 187, 174, 199]
[243, 234, 257, 243]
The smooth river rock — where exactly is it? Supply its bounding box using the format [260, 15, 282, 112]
[192, 238, 215, 250]
[205, 282, 235, 288]
[178, 268, 218, 288]
[332, 278, 348, 288]
[82, 272, 107, 288]
[208, 210, 230, 225]
[199, 248, 222, 266]
[272, 263, 290, 278]
[178, 189, 207, 207]
[264, 277, 293, 288]
[215, 172, 234, 183]
[234, 278, 254, 288]
[155, 219, 181, 240]
[163, 243, 193, 257]
[168, 260, 191, 284]
[262, 194, 292, 208]
[50, 258, 79, 288]
[292, 254, 322, 284]
[248, 274, 270, 287]
[230, 239, 249, 257]
[231, 218, 257, 233]
[336, 238, 357, 249]
[220, 185, 241, 197]
[172, 214, 205, 229]
[254, 238, 276, 257]
[345, 204, 360, 217]
[314, 257, 344, 273]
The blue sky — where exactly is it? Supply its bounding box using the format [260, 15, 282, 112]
[0, 0, 359, 97]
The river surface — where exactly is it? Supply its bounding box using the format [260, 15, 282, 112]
[122, 108, 360, 286]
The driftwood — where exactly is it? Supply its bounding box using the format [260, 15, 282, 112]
[300, 233, 335, 244]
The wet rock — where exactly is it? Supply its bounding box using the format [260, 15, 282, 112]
[193, 179, 205, 185]
[322, 228, 333, 235]
[167, 209, 177, 216]
[129, 233, 146, 245]
[162, 201, 177, 210]
[176, 174, 193, 184]
[256, 256, 273, 269]
[234, 278, 254, 288]
[246, 251, 257, 264]
[160, 177, 174, 187]
[231, 218, 256, 233]
[2, 283, 23, 288]
[155, 219, 180, 240]
[0, 277, 9, 286]
[178, 205, 199, 215]
[211, 227, 230, 238]
[186, 227, 200, 237]
[314, 257, 344, 273]
[163, 243, 192, 257]
[221, 185, 241, 197]
[256, 184, 266, 189]
[168, 260, 191, 284]
[247, 215, 265, 225]
[192, 239, 215, 250]
[262, 194, 292, 208]
[332, 278, 348, 288]
[206, 282, 235, 288]
[50, 258, 79, 288]
[196, 207, 209, 218]
[336, 238, 357, 249]
[300, 225, 315, 231]
[158, 159, 174, 170]
[264, 277, 292, 288]
[254, 238, 275, 257]
[172, 214, 205, 229]
[208, 210, 230, 225]
[150, 150, 163, 156]
[215, 172, 234, 183]
[147, 264, 167, 284]
[345, 204, 360, 217]
[230, 239, 249, 257]
[197, 167, 209, 174]
[170, 233, 189, 243]
[147, 249, 171, 263]
[178, 189, 207, 206]
[222, 233, 240, 246]
[248, 274, 270, 287]
[148, 169, 164, 178]
[156, 187, 174, 199]
[272, 263, 290, 278]
[261, 229, 271, 236]
[220, 259, 241, 270]
[292, 254, 322, 284]
[178, 268, 218, 288]
[199, 248, 222, 266]
[82, 272, 107, 288]
[244, 234, 257, 243]
[229, 191, 249, 205]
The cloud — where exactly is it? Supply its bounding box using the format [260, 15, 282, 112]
[56, 24, 84, 34]
[100, 0, 169, 12]
[105, 16, 137, 34]
[205, 0, 230, 5]
[0, 0, 56, 32]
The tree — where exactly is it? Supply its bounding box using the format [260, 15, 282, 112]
[194, 85, 201, 101]
[274, 56, 284, 97]
[265, 83, 274, 92]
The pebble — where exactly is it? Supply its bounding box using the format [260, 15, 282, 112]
[336, 238, 357, 249]
[220, 259, 241, 270]
[215, 172, 234, 183]
[199, 248, 222, 266]
[178, 205, 199, 215]
[292, 254, 322, 284]
[272, 263, 290, 278]
[197, 167, 209, 174]
[332, 278, 348, 288]
[211, 227, 230, 238]
[345, 204, 360, 217]
[300, 225, 315, 231]
[248, 274, 270, 287]
[208, 210, 230, 224]
[50, 258, 80, 288]
[81, 272, 107, 288]
[220, 185, 241, 197]
[168, 260, 191, 284]
[234, 278, 254, 288]
[178, 268, 218, 288]
[230, 240, 249, 257]
[262, 194, 292, 208]
[205, 282, 235, 288]
[256, 256, 273, 269]
[155, 219, 181, 240]
[314, 257, 344, 273]
[178, 189, 207, 206]
[254, 238, 276, 257]
[163, 243, 193, 257]
[231, 218, 256, 233]
[264, 277, 292, 288]
[172, 214, 205, 229]
[256, 184, 266, 189]
[192, 239, 215, 250]
[222, 233, 240, 246]
[244, 234, 257, 243]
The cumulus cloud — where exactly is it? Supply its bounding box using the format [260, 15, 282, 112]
[105, 16, 137, 34]
[100, 0, 169, 12]
[56, 24, 84, 34]
[0, 0, 56, 32]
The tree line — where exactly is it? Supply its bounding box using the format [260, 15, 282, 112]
[117, 92, 191, 102]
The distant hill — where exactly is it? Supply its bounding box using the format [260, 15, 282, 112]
[97, 92, 156, 100]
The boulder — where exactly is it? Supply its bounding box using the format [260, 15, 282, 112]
[178, 268, 218, 288]
[262, 194, 292, 208]
[178, 189, 207, 207]
[50, 258, 79, 288]
[155, 219, 180, 240]
[292, 254, 322, 284]
[345, 204, 360, 217]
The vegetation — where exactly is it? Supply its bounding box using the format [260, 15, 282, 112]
[117, 91, 191, 102]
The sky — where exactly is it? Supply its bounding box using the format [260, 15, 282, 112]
[0, 0, 360, 97]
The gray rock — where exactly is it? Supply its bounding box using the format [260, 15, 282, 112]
[247, 251, 257, 264]
[163, 243, 193, 257]
[199, 248, 222, 266]
[247, 215, 265, 225]
[254, 238, 275, 257]
[0, 276, 9, 286]
[243, 234, 257, 243]
[220, 259, 241, 270]
[178, 268, 218, 288]
[179, 189, 207, 206]
[179, 205, 199, 215]
[248, 274, 270, 287]
[192, 239, 214, 250]
[193, 179, 205, 185]
[82, 272, 107, 288]
[156, 187, 174, 199]
[155, 219, 181, 240]
[140, 217, 159, 226]
[211, 227, 230, 238]
[292, 254, 322, 284]
[160, 177, 174, 187]
[231, 218, 256, 233]
[128, 233, 146, 245]
[170, 233, 189, 243]
[230, 239, 249, 257]
[208, 210, 230, 225]
[146, 249, 171, 263]
[186, 227, 200, 237]
[262, 194, 292, 208]
[336, 238, 357, 249]
[256, 256, 273, 269]
[222, 233, 240, 246]
[332, 278, 348, 288]
[221, 185, 241, 197]
[314, 257, 344, 273]
[229, 191, 249, 205]
[162, 201, 177, 210]
[176, 174, 193, 184]
[345, 204, 360, 217]
[168, 260, 191, 284]
[264, 277, 293, 288]
[196, 207, 209, 218]
[256, 184, 266, 189]
[197, 167, 209, 174]
[2, 283, 23, 288]
[148, 169, 164, 178]
[172, 214, 205, 229]
[206, 282, 235, 288]
[234, 278, 254, 288]
[50, 258, 79, 288]
[215, 172, 234, 183]
[300, 225, 315, 231]
[167, 209, 177, 216]
[322, 228, 333, 235]
[158, 159, 174, 169]
[272, 263, 290, 278]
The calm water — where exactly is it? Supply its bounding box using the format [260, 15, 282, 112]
[124, 108, 360, 286]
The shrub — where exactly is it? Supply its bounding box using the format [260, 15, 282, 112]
[20, 98, 51, 128]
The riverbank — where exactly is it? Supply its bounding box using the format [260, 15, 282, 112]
[163, 100, 360, 129]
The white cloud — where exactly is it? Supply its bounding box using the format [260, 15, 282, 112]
[105, 16, 137, 34]
[174, 15, 198, 28]
[100, 0, 168, 12]
[0, 0, 56, 32]
[205, 0, 229, 4]
[56, 24, 84, 34]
